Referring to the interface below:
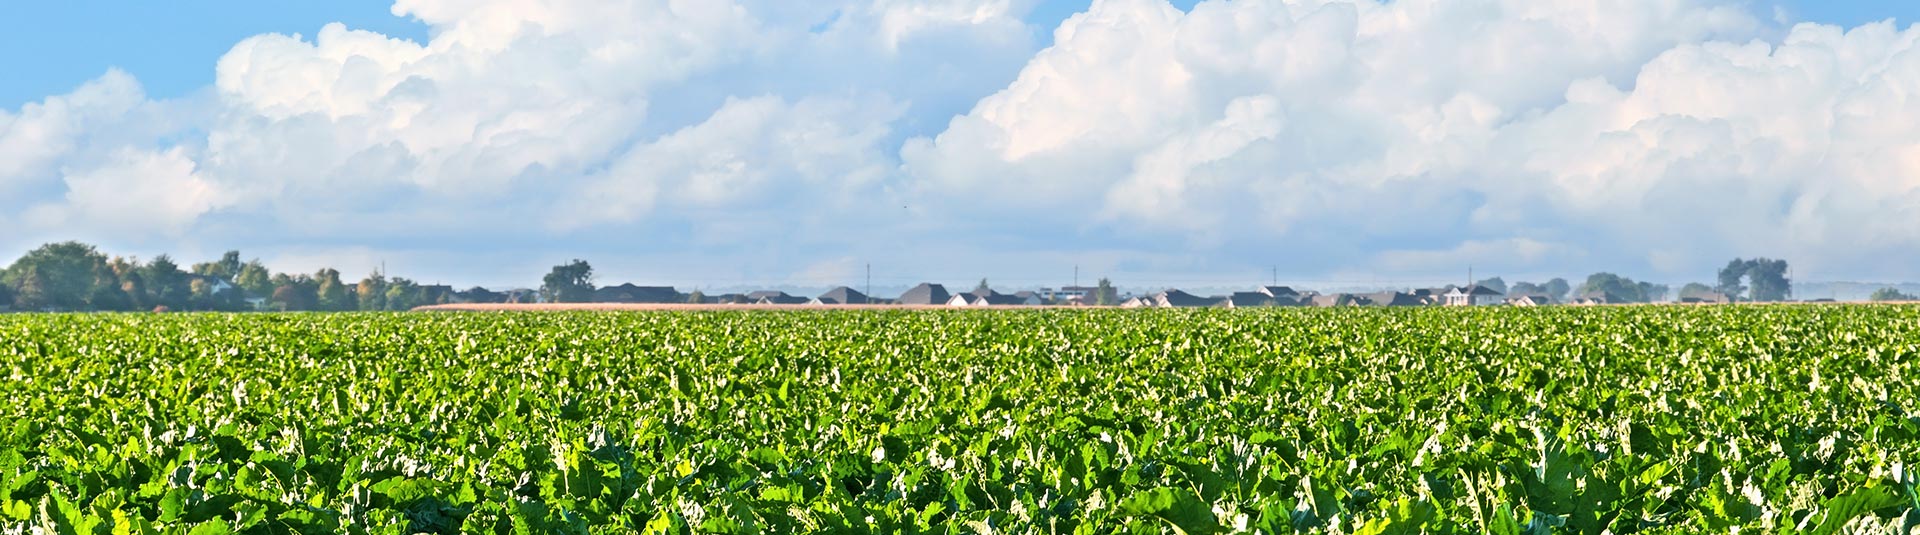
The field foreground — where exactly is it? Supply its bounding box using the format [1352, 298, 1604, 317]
[1, 307, 1917, 534]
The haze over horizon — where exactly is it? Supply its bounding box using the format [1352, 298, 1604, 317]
[7, 0, 1920, 289]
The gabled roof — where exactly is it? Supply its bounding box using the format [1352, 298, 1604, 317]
[817, 286, 870, 305]
[1222, 292, 1274, 308]
[594, 284, 681, 303]
[1154, 289, 1217, 308]
[1367, 291, 1427, 307]
[897, 283, 951, 305]
[746, 290, 791, 300]
[756, 295, 811, 305]
[1258, 286, 1300, 298]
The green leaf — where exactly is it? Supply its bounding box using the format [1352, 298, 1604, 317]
[1118, 487, 1219, 535]
[1810, 485, 1905, 535]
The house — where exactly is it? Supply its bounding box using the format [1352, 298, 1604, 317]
[896, 283, 952, 305]
[1573, 291, 1628, 306]
[1367, 291, 1428, 307]
[709, 294, 751, 304]
[1043, 286, 1097, 301]
[1444, 285, 1504, 306]
[1679, 292, 1733, 305]
[815, 287, 872, 305]
[756, 294, 811, 305]
[1219, 292, 1277, 308]
[1508, 295, 1556, 307]
[746, 291, 791, 301]
[593, 284, 682, 304]
[1258, 286, 1302, 300]
[1150, 289, 1217, 308]
[501, 288, 540, 304]
[1119, 297, 1151, 308]
[1310, 293, 1367, 307]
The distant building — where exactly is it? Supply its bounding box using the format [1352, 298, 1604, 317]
[1151, 289, 1217, 308]
[1367, 291, 1427, 307]
[1444, 285, 1504, 306]
[1573, 291, 1628, 306]
[1119, 297, 1151, 308]
[1508, 295, 1555, 307]
[756, 294, 811, 305]
[594, 284, 682, 304]
[896, 283, 952, 305]
[814, 287, 872, 305]
[1679, 292, 1733, 305]
[1310, 293, 1367, 307]
[1218, 292, 1276, 308]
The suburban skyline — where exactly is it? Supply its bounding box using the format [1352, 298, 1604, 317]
[7, 0, 1920, 289]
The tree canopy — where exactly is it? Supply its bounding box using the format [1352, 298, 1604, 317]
[541, 260, 596, 303]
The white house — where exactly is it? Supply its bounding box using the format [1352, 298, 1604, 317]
[1444, 285, 1505, 306]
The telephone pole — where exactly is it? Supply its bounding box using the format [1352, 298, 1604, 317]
[866, 263, 872, 305]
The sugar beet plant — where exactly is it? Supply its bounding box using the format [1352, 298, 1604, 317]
[1, 307, 1917, 534]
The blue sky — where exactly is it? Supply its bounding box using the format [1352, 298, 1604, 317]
[7, 0, 1920, 288]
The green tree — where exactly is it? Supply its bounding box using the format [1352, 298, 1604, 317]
[2, 241, 112, 311]
[1543, 278, 1572, 301]
[1095, 278, 1117, 306]
[1579, 273, 1650, 303]
[976, 278, 991, 294]
[315, 268, 353, 311]
[235, 260, 273, 299]
[356, 273, 390, 311]
[688, 290, 706, 304]
[0, 283, 11, 309]
[1870, 288, 1916, 302]
[385, 278, 422, 311]
[541, 260, 595, 303]
[269, 274, 318, 311]
[142, 255, 191, 310]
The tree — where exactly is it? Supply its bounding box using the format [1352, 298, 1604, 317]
[1543, 278, 1571, 301]
[1474, 277, 1507, 294]
[1717, 258, 1792, 302]
[267, 274, 318, 311]
[976, 279, 991, 294]
[142, 256, 191, 310]
[1579, 273, 1650, 303]
[385, 278, 422, 311]
[688, 290, 706, 304]
[541, 260, 595, 303]
[1095, 278, 1117, 306]
[1678, 283, 1717, 299]
[1870, 288, 1916, 302]
[1509, 281, 1543, 296]
[0, 284, 11, 309]
[235, 260, 273, 299]
[1638, 282, 1670, 303]
[356, 273, 390, 311]
[2, 242, 112, 311]
[315, 269, 353, 311]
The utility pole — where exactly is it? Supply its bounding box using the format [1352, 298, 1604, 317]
[866, 263, 872, 305]
[1272, 266, 1278, 287]
[1074, 265, 1080, 289]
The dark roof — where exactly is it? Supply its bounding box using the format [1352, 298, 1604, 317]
[1013, 290, 1040, 300]
[1223, 292, 1274, 307]
[967, 288, 1006, 299]
[817, 286, 871, 305]
[1451, 285, 1503, 296]
[746, 291, 791, 300]
[1155, 289, 1216, 308]
[982, 294, 1030, 306]
[1259, 286, 1300, 298]
[757, 295, 811, 305]
[897, 283, 951, 305]
[594, 284, 681, 303]
[1367, 291, 1426, 307]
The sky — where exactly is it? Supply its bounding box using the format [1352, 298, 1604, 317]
[5, 0, 1920, 290]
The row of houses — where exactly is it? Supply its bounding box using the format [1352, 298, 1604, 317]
[589, 283, 1073, 306]
[582, 281, 1742, 308]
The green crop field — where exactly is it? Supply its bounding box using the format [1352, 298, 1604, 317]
[1, 308, 1917, 534]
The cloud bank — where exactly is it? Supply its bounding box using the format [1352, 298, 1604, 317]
[4, 0, 1920, 284]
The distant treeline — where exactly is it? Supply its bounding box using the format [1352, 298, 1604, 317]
[0, 241, 526, 312]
